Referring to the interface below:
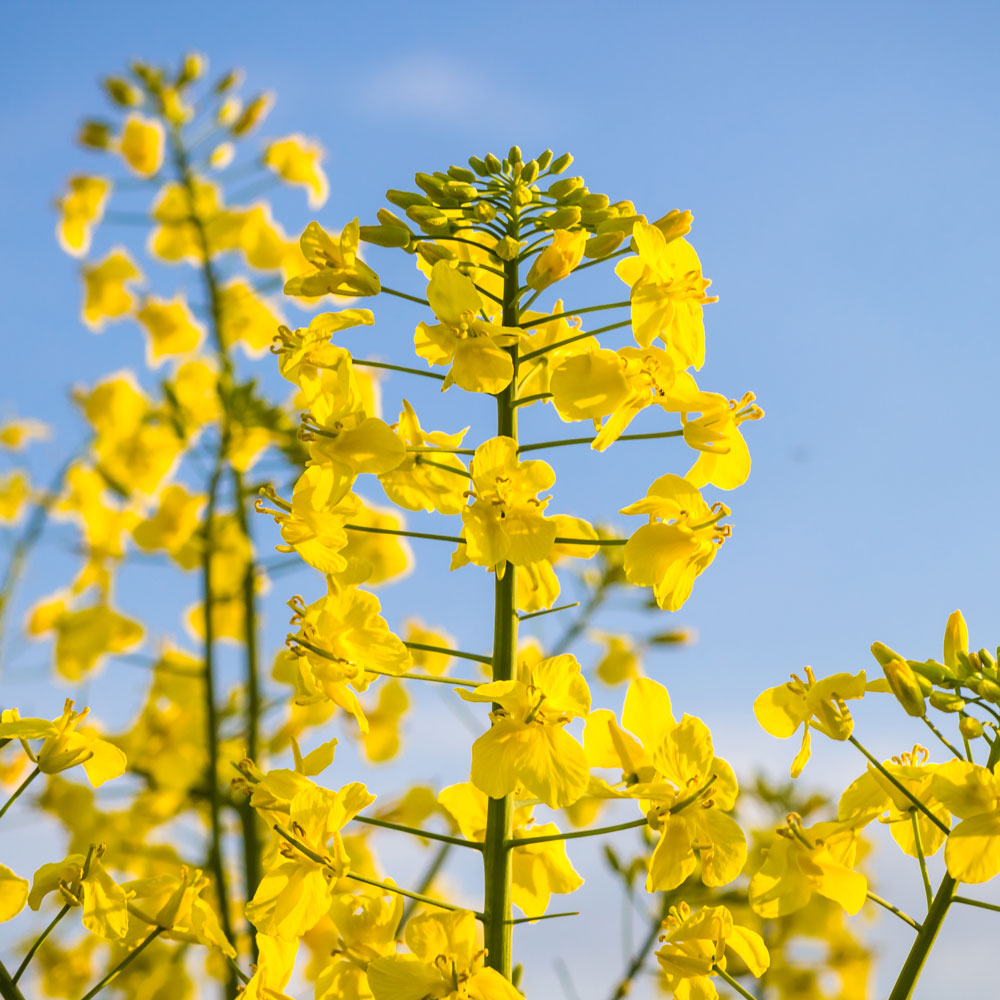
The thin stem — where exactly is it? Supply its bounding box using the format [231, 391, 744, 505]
[921, 716, 965, 760]
[849, 736, 950, 834]
[404, 640, 492, 666]
[12, 904, 70, 982]
[381, 286, 430, 307]
[520, 319, 631, 362]
[77, 928, 165, 1000]
[362, 664, 483, 688]
[608, 893, 670, 1000]
[398, 844, 451, 935]
[886, 874, 957, 1000]
[414, 456, 470, 479]
[507, 911, 578, 925]
[345, 523, 463, 544]
[354, 814, 483, 850]
[953, 895, 1000, 914]
[910, 809, 934, 910]
[573, 248, 632, 273]
[518, 601, 580, 622]
[518, 429, 683, 453]
[554, 536, 626, 546]
[0, 767, 39, 821]
[712, 966, 761, 1000]
[512, 392, 552, 407]
[348, 871, 472, 915]
[407, 445, 476, 456]
[515, 300, 629, 329]
[867, 891, 922, 931]
[352, 358, 446, 381]
[510, 817, 647, 849]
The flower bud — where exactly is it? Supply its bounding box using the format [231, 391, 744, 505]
[102, 77, 141, 107]
[960, 715, 984, 740]
[468, 155, 489, 176]
[548, 176, 584, 200]
[177, 52, 206, 87]
[549, 152, 574, 174]
[493, 236, 520, 261]
[536, 149, 554, 170]
[979, 678, 1000, 704]
[484, 153, 502, 174]
[882, 658, 926, 717]
[909, 659, 954, 685]
[448, 165, 476, 183]
[545, 206, 582, 229]
[414, 172, 448, 200]
[929, 691, 965, 713]
[979, 648, 997, 673]
[520, 160, 539, 183]
[386, 189, 428, 210]
[415, 242, 455, 264]
[214, 69, 242, 93]
[473, 202, 497, 222]
[359, 224, 411, 248]
[78, 120, 113, 150]
[508, 145, 522, 165]
[943, 610, 968, 669]
[584, 232, 624, 258]
[871, 641, 906, 667]
[405, 204, 449, 230]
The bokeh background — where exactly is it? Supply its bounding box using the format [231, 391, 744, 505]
[2, 1, 999, 995]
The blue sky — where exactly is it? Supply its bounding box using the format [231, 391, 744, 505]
[2, 1, 999, 995]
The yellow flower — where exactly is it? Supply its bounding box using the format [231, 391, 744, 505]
[415, 262, 522, 393]
[754, 666, 868, 778]
[56, 176, 110, 257]
[119, 114, 164, 176]
[838, 745, 950, 858]
[516, 301, 596, 399]
[0, 470, 29, 523]
[683, 392, 764, 490]
[217, 280, 285, 354]
[125, 867, 235, 956]
[620, 474, 730, 611]
[655, 902, 769, 1000]
[0, 699, 127, 786]
[930, 759, 1000, 882]
[284, 220, 380, 298]
[359, 681, 408, 763]
[0, 865, 29, 922]
[593, 632, 642, 686]
[259, 466, 361, 576]
[525, 229, 587, 290]
[591, 346, 706, 451]
[549, 347, 629, 422]
[616, 220, 718, 369]
[459, 436, 557, 572]
[242, 934, 298, 1000]
[264, 135, 329, 208]
[132, 484, 204, 561]
[379, 400, 471, 516]
[315, 889, 403, 1000]
[273, 311, 375, 390]
[148, 179, 240, 262]
[135, 294, 204, 364]
[231, 92, 274, 135]
[247, 777, 374, 939]
[404, 620, 456, 675]
[81, 249, 142, 330]
[749, 817, 868, 917]
[367, 910, 523, 1000]
[459, 652, 591, 808]
[29, 848, 129, 940]
[336, 497, 413, 586]
[0, 417, 49, 451]
[512, 516, 600, 614]
[286, 582, 412, 724]
[439, 782, 583, 917]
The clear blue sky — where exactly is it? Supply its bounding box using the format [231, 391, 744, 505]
[2, 2, 999, 995]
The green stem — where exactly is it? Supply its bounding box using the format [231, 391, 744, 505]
[953, 895, 1000, 913]
[0, 962, 27, 1000]
[0, 767, 39, 821]
[510, 816, 647, 848]
[12, 903, 70, 982]
[921, 716, 965, 760]
[507, 911, 578, 925]
[403, 640, 492, 665]
[482, 211, 521, 982]
[413, 456, 470, 478]
[352, 358, 446, 381]
[886, 874, 957, 1000]
[77, 928, 165, 1000]
[609, 893, 670, 1000]
[910, 810, 934, 910]
[512, 392, 552, 407]
[515, 300, 629, 329]
[848, 737, 950, 834]
[554, 536, 626, 546]
[345, 523, 463, 544]
[520, 319, 632, 361]
[712, 966, 761, 1000]
[866, 891, 922, 931]
[407, 445, 476, 456]
[381, 286, 430, 306]
[353, 814, 483, 850]
[518, 602, 580, 622]
[518, 429, 683, 453]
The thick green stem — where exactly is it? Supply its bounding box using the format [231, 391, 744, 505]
[482, 208, 521, 981]
[886, 874, 957, 1000]
[0, 961, 27, 1000]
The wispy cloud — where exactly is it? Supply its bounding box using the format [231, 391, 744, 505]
[355, 52, 548, 129]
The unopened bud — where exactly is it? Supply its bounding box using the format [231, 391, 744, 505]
[493, 236, 520, 261]
[520, 160, 539, 183]
[473, 202, 496, 222]
[584, 232, 624, 258]
[483, 153, 502, 174]
[909, 659, 954, 685]
[979, 678, 1000, 704]
[103, 77, 141, 107]
[549, 152, 574, 174]
[871, 641, 906, 668]
[883, 658, 926, 717]
[385, 189, 428, 210]
[78, 120, 113, 150]
[448, 165, 476, 183]
[508, 145, 522, 165]
[979, 648, 997, 672]
[359, 224, 411, 248]
[929, 691, 965, 713]
[536, 149, 554, 170]
[468, 155, 489, 176]
[545, 206, 582, 229]
[960, 716, 984, 740]
[548, 176, 584, 199]
[415, 242, 455, 265]
[943, 610, 968, 669]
